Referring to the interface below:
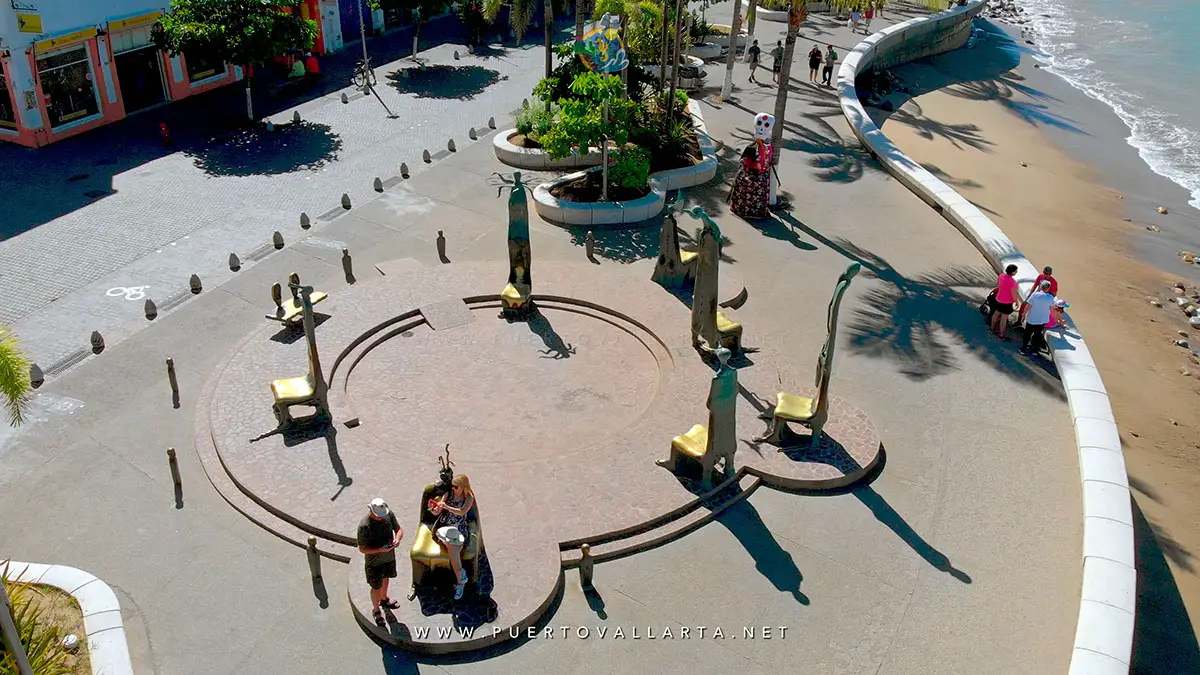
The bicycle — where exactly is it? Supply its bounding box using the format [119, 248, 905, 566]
[351, 58, 377, 90]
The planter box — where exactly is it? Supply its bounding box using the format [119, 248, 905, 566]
[642, 56, 708, 91]
[755, 8, 789, 23]
[493, 132, 605, 170]
[687, 42, 723, 61]
[709, 26, 747, 51]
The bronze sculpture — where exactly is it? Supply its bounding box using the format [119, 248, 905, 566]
[269, 282, 330, 425]
[658, 347, 738, 490]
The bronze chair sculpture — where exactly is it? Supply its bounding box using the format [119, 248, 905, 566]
[756, 262, 861, 447]
[658, 347, 738, 490]
[269, 283, 330, 425]
[499, 171, 533, 318]
[266, 272, 328, 324]
[409, 448, 485, 590]
[651, 208, 699, 289]
[685, 207, 743, 354]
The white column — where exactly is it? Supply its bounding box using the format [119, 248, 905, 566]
[96, 36, 118, 105]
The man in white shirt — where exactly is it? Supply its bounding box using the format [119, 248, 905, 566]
[1020, 280, 1056, 355]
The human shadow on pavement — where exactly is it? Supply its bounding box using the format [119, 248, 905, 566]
[187, 122, 343, 176]
[713, 499, 811, 604]
[1130, 497, 1200, 674]
[778, 212, 1066, 395]
[853, 484, 971, 583]
[386, 65, 504, 100]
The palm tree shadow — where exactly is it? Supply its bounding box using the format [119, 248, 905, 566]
[854, 485, 971, 583]
[1130, 497, 1200, 674]
[386, 65, 504, 100]
[187, 122, 343, 176]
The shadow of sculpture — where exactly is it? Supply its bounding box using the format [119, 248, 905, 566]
[387, 65, 504, 100]
[410, 554, 498, 628]
[527, 310, 576, 359]
[584, 587, 607, 619]
[565, 223, 660, 264]
[854, 485, 971, 584]
[714, 500, 810, 604]
[187, 122, 343, 177]
[312, 575, 329, 609]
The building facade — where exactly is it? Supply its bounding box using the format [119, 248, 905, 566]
[0, 1, 343, 148]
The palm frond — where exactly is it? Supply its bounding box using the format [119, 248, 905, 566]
[0, 325, 31, 427]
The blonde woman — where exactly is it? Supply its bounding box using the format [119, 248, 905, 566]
[429, 474, 475, 599]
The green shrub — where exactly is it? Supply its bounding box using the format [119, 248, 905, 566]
[514, 99, 559, 142]
[1, 563, 73, 675]
[608, 147, 652, 190]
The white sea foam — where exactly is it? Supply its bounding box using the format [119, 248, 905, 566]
[1016, 0, 1200, 210]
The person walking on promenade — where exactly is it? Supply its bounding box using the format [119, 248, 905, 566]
[990, 264, 1020, 339]
[1034, 266, 1058, 295]
[821, 45, 838, 87]
[849, 8, 862, 33]
[429, 474, 476, 600]
[1020, 280, 1057, 355]
[358, 497, 404, 626]
[807, 45, 823, 82]
[770, 40, 785, 84]
[864, 5, 874, 32]
[747, 39, 762, 83]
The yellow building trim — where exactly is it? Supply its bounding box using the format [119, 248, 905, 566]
[34, 27, 98, 53]
[108, 10, 163, 32]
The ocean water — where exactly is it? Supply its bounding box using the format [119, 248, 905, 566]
[1016, 0, 1200, 210]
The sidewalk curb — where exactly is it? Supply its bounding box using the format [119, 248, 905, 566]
[836, 2, 1135, 673]
[7, 561, 134, 675]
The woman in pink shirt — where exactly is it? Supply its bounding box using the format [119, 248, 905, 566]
[989, 264, 1019, 339]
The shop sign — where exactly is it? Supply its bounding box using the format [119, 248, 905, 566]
[16, 12, 43, 33]
[34, 27, 99, 53]
[108, 10, 162, 32]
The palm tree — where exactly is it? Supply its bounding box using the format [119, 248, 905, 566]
[485, 0, 537, 45]
[0, 325, 31, 427]
[719, 0, 745, 100]
[576, 0, 587, 38]
[770, 1, 804, 153]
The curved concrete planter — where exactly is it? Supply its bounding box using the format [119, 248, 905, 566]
[533, 99, 718, 226]
[836, 3, 1135, 673]
[709, 26, 747, 51]
[755, 8, 789, 23]
[642, 56, 708, 91]
[687, 42, 723, 61]
[7, 561, 134, 675]
[493, 132, 604, 171]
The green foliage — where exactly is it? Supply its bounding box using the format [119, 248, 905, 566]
[483, 0, 536, 43]
[689, 14, 715, 41]
[153, 0, 317, 67]
[629, 89, 691, 158]
[0, 563, 72, 675]
[0, 325, 29, 427]
[540, 72, 636, 160]
[608, 147, 651, 189]
[513, 99, 559, 140]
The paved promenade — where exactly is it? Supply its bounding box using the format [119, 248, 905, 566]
[0, 5, 1083, 673]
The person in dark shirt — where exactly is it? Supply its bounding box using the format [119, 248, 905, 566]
[358, 497, 403, 625]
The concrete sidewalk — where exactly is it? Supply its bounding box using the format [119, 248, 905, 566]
[0, 5, 1082, 674]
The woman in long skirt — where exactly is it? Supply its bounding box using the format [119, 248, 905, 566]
[729, 144, 771, 219]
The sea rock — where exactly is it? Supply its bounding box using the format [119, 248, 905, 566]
[1174, 339, 1190, 349]
[1181, 368, 1191, 377]
[1158, 206, 1169, 214]
[1019, 161, 1028, 167]
[1150, 299, 1163, 307]
[1175, 287, 1186, 296]
[1191, 316, 1200, 328]
[1179, 330, 1190, 338]
[1123, 217, 1131, 222]
[1147, 225, 1160, 232]
[1175, 297, 1189, 306]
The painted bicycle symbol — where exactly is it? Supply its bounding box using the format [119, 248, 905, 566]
[106, 285, 149, 301]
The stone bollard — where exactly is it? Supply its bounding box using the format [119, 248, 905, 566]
[342, 248, 355, 283]
[189, 274, 202, 294]
[167, 447, 182, 487]
[522, 98, 529, 108]
[469, 127, 478, 140]
[293, 111, 301, 123]
[341, 92, 349, 104]
[453, 50, 460, 60]
[229, 252, 241, 271]
[585, 231, 596, 261]
[341, 193, 352, 210]
[300, 212, 311, 229]
[166, 357, 180, 408]
[579, 543, 594, 590]
[447, 138, 456, 152]
[373, 177, 383, 192]
[422, 149, 432, 163]
[144, 298, 158, 320]
[307, 536, 323, 580]
[90, 331, 105, 353]
[488, 116, 496, 129]
[400, 162, 410, 178]
[436, 230, 448, 263]
[273, 231, 285, 250]
[29, 363, 44, 389]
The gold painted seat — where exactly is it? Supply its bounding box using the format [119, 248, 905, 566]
[680, 250, 699, 266]
[716, 311, 742, 352]
[270, 373, 317, 424]
[410, 484, 485, 589]
[266, 276, 327, 324]
[671, 423, 709, 459]
[774, 392, 816, 421]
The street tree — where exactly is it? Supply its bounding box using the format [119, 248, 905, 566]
[770, 1, 803, 153]
[396, 0, 452, 59]
[719, 0, 744, 100]
[0, 325, 30, 427]
[153, 0, 317, 121]
[484, 0, 537, 45]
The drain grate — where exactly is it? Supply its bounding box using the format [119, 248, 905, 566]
[431, 149, 450, 161]
[159, 287, 193, 312]
[245, 242, 274, 262]
[43, 348, 91, 378]
[317, 205, 345, 221]
[84, 190, 109, 199]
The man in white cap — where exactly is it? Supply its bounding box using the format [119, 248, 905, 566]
[357, 497, 403, 625]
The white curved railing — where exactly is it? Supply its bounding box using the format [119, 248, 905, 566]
[835, 2, 1135, 673]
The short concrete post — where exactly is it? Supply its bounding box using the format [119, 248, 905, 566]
[579, 543, 594, 590]
[29, 363, 44, 389]
[167, 447, 182, 487]
[272, 231, 285, 249]
[453, 50, 460, 60]
[307, 536, 322, 580]
[166, 357, 180, 408]
[400, 162, 410, 178]
[228, 252, 241, 271]
[342, 248, 355, 283]
[447, 138, 456, 152]
[300, 212, 311, 229]
[469, 127, 478, 140]
[144, 297, 158, 320]
[422, 149, 432, 163]
[585, 231, 596, 261]
[189, 274, 202, 294]
[522, 98, 529, 108]
[90, 331, 104, 353]
[488, 116, 496, 129]
[436, 230, 448, 263]
[341, 193, 352, 209]
[341, 92, 349, 104]
[373, 177, 384, 192]
[293, 111, 301, 123]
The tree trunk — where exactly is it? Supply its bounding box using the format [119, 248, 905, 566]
[545, 2, 553, 77]
[575, 0, 586, 39]
[666, 0, 685, 118]
[658, 0, 670, 91]
[244, 70, 254, 121]
[771, 3, 802, 152]
[720, 0, 744, 100]
[413, 18, 422, 59]
[746, 0, 758, 37]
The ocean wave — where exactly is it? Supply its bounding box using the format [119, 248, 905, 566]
[1016, 0, 1200, 209]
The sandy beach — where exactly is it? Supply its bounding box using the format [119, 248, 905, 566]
[875, 18, 1200, 668]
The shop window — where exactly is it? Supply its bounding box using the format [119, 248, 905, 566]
[0, 70, 17, 129]
[37, 47, 101, 129]
[185, 49, 225, 82]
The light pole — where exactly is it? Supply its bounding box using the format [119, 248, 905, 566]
[355, 0, 370, 92]
[1, 580, 34, 675]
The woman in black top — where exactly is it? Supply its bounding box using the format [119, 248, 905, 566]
[807, 45, 822, 82]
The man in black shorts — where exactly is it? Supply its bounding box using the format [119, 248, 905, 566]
[358, 497, 403, 625]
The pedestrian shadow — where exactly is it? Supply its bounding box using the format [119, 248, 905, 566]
[386, 65, 504, 100]
[187, 122, 343, 177]
[713, 499, 810, 604]
[854, 484, 971, 583]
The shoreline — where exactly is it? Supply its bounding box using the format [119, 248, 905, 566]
[874, 15, 1200, 666]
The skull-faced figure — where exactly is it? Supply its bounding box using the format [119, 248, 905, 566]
[753, 113, 779, 205]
